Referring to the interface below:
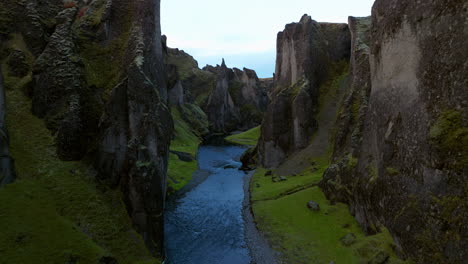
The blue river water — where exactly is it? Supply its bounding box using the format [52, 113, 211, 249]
[164, 144, 251, 264]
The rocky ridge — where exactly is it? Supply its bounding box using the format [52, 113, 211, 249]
[258, 15, 350, 168]
[321, 1, 468, 262]
[253, 3, 467, 263]
[166, 47, 271, 134]
[0, 0, 172, 258]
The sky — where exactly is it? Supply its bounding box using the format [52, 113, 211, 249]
[161, 0, 375, 78]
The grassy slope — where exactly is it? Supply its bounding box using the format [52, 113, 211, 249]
[0, 36, 159, 264]
[246, 62, 410, 264]
[167, 107, 200, 193]
[225, 126, 261, 146]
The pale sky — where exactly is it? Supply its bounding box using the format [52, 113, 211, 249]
[162, 0, 375, 77]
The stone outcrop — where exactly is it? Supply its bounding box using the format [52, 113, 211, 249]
[205, 59, 240, 132]
[166, 48, 270, 134]
[32, 7, 91, 161]
[95, 0, 172, 256]
[0, 64, 15, 186]
[321, 1, 468, 262]
[258, 15, 351, 168]
[1, 0, 173, 257]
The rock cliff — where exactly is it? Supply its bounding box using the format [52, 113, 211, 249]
[320, 1, 468, 262]
[258, 15, 350, 168]
[95, 0, 172, 254]
[0, 0, 172, 257]
[166, 47, 270, 134]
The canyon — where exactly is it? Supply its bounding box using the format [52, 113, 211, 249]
[0, 0, 466, 263]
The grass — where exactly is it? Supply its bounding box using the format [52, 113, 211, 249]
[0, 36, 160, 263]
[225, 126, 261, 146]
[167, 107, 201, 193]
[250, 156, 329, 202]
[253, 185, 410, 264]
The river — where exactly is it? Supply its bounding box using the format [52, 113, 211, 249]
[164, 142, 251, 264]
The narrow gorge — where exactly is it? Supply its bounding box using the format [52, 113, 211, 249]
[0, 0, 466, 264]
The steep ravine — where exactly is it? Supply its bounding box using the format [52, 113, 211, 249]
[0, 0, 466, 263]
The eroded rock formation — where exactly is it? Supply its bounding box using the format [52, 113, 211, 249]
[258, 15, 351, 167]
[166, 47, 270, 134]
[320, 1, 467, 262]
[1, 0, 172, 257]
[206, 59, 240, 132]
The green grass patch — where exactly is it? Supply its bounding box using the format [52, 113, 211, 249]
[225, 126, 261, 146]
[250, 156, 329, 202]
[253, 186, 410, 264]
[1, 83, 159, 263]
[167, 107, 201, 193]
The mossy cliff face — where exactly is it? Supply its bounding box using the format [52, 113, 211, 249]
[258, 14, 351, 168]
[0, 0, 172, 259]
[166, 47, 270, 135]
[321, 1, 468, 262]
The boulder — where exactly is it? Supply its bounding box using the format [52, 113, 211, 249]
[170, 150, 195, 162]
[340, 233, 356, 246]
[307, 201, 320, 211]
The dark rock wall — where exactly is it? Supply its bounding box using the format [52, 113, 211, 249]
[258, 15, 350, 168]
[206, 59, 240, 133]
[0, 64, 15, 186]
[1, 0, 172, 257]
[321, 1, 468, 262]
[166, 48, 270, 134]
[95, 0, 172, 256]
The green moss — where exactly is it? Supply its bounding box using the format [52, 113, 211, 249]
[348, 154, 358, 169]
[179, 103, 209, 137]
[167, 51, 198, 81]
[228, 80, 243, 105]
[253, 186, 409, 264]
[386, 167, 400, 176]
[75, 1, 133, 101]
[1, 87, 159, 263]
[167, 107, 201, 194]
[429, 110, 468, 170]
[225, 126, 261, 146]
[79, 38, 128, 99]
[367, 165, 378, 184]
[318, 60, 349, 110]
[0, 2, 14, 36]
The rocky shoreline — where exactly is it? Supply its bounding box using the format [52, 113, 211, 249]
[242, 170, 279, 264]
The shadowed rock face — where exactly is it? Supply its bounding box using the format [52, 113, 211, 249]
[321, 1, 468, 261]
[166, 48, 270, 134]
[2, 0, 172, 256]
[0, 64, 15, 186]
[258, 14, 351, 168]
[95, 0, 172, 256]
[206, 59, 240, 133]
[32, 7, 88, 160]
